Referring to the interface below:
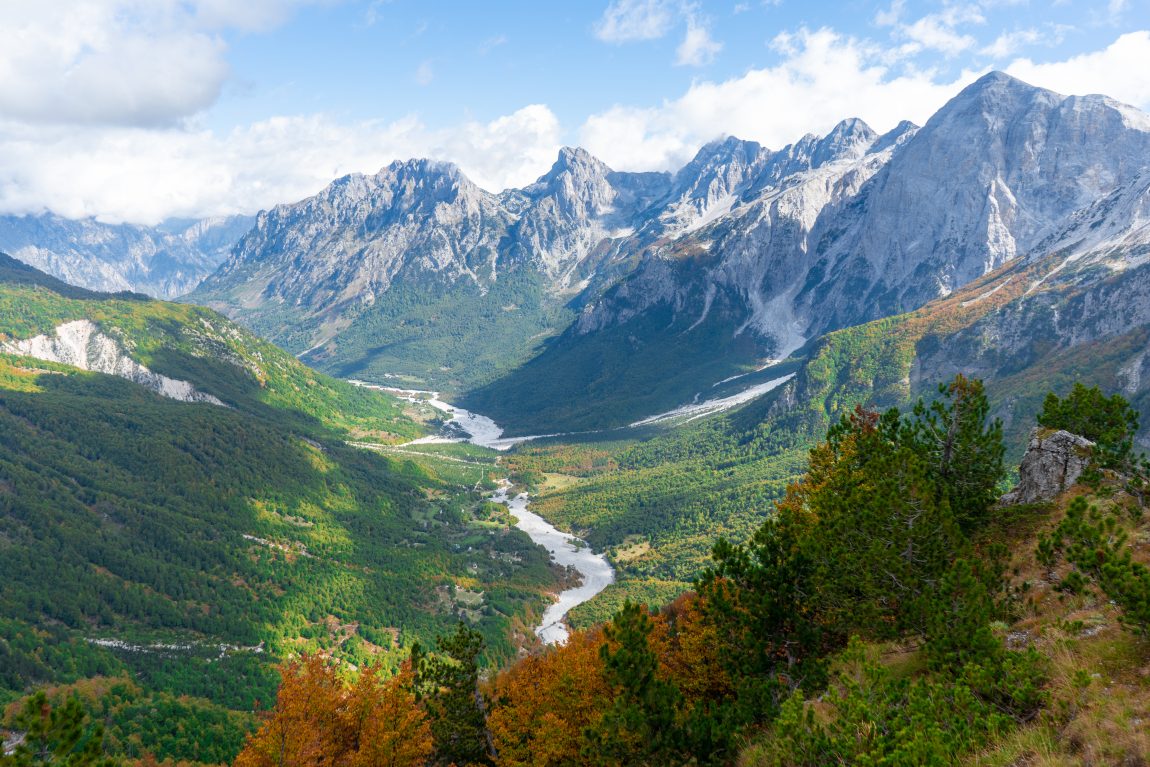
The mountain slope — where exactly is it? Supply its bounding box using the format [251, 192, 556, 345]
[470, 73, 1150, 433]
[0, 255, 558, 761]
[192, 154, 670, 391]
[498, 169, 1150, 625]
[190, 72, 1150, 433]
[0, 213, 253, 298]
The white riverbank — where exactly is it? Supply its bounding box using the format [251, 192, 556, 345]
[490, 483, 614, 645]
[348, 372, 789, 642]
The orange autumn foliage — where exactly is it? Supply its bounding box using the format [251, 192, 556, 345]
[486, 629, 611, 767]
[651, 593, 732, 704]
[234, 654, 431, 767]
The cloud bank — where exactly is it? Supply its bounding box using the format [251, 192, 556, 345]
[0, 1, 1146, 224]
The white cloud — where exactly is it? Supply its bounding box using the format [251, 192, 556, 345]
[479, 34, 509, 54]
[1005, 31, 1150, 107]
[594, 0, 677, 42]
[1, 4, 1146, 228]
[885, 3, 985, 58]
[0, 105, 563, 225]
[901, 14, 978, 56]
[980, 28, 1049, 59]
[0, 0, 329, 127]
[581, 27, 975, 172]
[190, 0, 333, 31]
[579, 25, 1150, 178]
[415, 61, 435, 86]
[874, 0, 906, 28]
[676, 18, 722, 65]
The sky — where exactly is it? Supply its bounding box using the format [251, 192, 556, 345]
[0, 0, 1147, 225]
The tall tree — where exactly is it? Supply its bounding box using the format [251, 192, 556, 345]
[487, 628, 610, 767]
[586, 602, 684, 766]
[234, 654, 431, 767]
[1038, 382, 1141, 467]
[346, 665, 433, 767]
[234, 655, 350, 767]
[903, 374, 1005, 533]
[803, 406, 963, 638]
[412, 622, 493, 766]
[2, 692, 112, 767]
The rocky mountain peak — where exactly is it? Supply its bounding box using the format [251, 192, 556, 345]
[551, 146, 610, 176]
[811, 118, 878, 166]
[870, 120, 919, 154]
[675, 136, 764, 184]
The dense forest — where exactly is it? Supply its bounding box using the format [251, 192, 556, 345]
[3, 250, 1149, 765]
[0, 261, 564, 763]
[11, 377, 1145, 766]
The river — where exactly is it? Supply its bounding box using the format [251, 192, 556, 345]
[348, 379, 614, 644]
[348, 374, 794, 644]
[489, 483, 614, 645]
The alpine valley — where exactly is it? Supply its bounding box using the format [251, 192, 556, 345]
[3, 70, 1150, 766]
[194, 71, 1150, 437]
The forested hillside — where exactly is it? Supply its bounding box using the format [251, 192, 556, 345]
[0, 255, 561, 764]
[209, 378, 1150, 766]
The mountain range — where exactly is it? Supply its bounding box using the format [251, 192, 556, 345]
[4, 69, 1150, 767]
[0, 213, 253, 299]
[182, 71, 1150, 437]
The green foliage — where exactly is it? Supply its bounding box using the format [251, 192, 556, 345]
[706, 375, 1003, 641]
[755, 639, 1028, 767]
[0, 272, 563, 764]
[1038, 496, 1150, 632]
[698, 376, 1014, 743]
[813, 407, 965, 638]
[1, 692, 113, 767]
[412, 623, 493, 766]
[1037, 382, 1141, 467]
[205, 268, 572, 395]
[587, 602, 686, 766]
[903, 375, 1006, 532]
[464, 300, 772, 435]
[923, 558, 1004, 673]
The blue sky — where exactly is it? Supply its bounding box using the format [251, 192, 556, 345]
[0, 0, 1146, 223]
[212, 0, 1139, 130]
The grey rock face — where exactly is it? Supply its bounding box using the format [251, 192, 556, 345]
[193, 71, 1150, 401]
[0, 213, 253, 298]
[1, 319, 224, 406]
[810, 72, 1150, 328]
[579, 72, 1150, 357]
[210, 159, 515, 315]
[1000, 429, 1094, 505]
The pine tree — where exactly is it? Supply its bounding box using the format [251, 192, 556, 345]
[1038, 382, 1141, 467]
[2, 692, 112, 767]
[412, 622, 492, 766]
[904, 374, 1005, 533]
[586, 602, 684, 766]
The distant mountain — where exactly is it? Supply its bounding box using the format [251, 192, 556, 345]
[190, 72, 1150, 433]
[468, 72, 1150, 432]
[0, 212, 254, 298]
[192, 154, 672, 389]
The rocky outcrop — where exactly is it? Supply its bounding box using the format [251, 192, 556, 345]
[2, 320, 224, 406]
[1000, 428, 1094, 505]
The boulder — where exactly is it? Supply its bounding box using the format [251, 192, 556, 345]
[1000, 428, 1094, 505]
